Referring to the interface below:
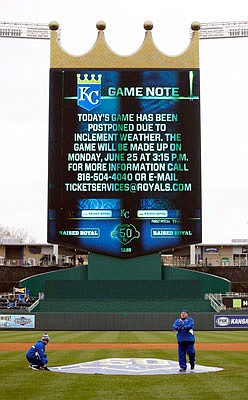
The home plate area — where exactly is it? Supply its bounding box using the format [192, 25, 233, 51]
[49, 358, 223, 375]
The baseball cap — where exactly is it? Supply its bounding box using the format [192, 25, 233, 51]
[181, 310, 189, 314]
[42, 333, 50, 341]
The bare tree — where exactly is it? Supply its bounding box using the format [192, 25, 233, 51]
[0, 225, 34, 243]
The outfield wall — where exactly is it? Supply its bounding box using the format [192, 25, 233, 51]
[1, 309, 248, 330]
[0, 310, 227, 330]
[33, 312, 215, 330]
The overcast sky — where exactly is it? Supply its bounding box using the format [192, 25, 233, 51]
[0, 0, 248, 244]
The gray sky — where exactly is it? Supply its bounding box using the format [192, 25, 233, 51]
[0, 0, 248, 244]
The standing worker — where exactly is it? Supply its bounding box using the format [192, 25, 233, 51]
[26, 332, 50, 370]
[172, 310, 196, 372]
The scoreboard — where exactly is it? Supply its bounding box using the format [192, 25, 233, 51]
[48, 68, 201, 258]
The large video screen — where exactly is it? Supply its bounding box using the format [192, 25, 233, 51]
[48, 69, 201, 258]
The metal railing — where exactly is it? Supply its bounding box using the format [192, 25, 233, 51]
[0, 259, 24, 266]
[28, 299, 39, 312]
[205, 293, 226, 312]
[211, 292, 248, 299]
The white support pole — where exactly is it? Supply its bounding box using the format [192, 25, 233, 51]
[53, 244, 59, 264]
[190, 245, 196, 265]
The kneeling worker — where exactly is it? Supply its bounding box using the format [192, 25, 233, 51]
[26, 332, 50, 370]
[172, 310, 196, 372]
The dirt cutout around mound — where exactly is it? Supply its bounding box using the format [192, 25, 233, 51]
[0, 342, 248, 351]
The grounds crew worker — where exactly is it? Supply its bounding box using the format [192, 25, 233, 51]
[26, 332, 50, 370]
[172, 310, 196, 372]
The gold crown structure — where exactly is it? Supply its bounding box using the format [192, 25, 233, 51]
[77, 73, 102, 84]
[49, 21, 200, 69]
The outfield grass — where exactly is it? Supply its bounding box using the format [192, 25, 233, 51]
[0, 330, 248, 343]
[0, 331, 247, 400]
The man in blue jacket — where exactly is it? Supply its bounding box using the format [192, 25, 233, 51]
[26, 333, 50, 370]
[172, 310, 196, 372]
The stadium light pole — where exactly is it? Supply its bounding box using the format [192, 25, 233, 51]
[192, 20, 248, 39]
[0, 21, 61, 39]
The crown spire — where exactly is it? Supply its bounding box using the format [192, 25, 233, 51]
[49, 21, 200, 68]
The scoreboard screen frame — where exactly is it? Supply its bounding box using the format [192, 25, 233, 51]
[48, 68, 201, 258]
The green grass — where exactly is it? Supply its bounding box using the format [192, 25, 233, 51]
[0, 330, 248, 343]
[0, 331, 247, 400]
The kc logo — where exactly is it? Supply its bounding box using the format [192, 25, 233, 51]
[77, 73, 102, 111]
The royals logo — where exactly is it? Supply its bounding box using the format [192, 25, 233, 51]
[77, 73, 102, 111]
